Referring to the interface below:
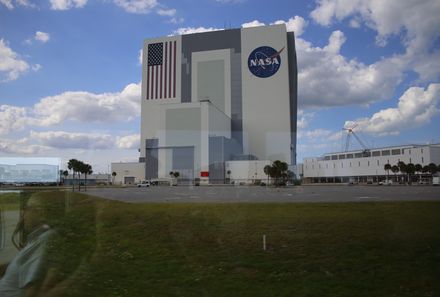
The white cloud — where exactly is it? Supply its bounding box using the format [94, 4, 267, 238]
[138, 48, 143, 65]
[156, 8, 175, 16]
[241, 20, 265, 28]
[310, 0, 440, 81]
[0, 0, 14, 9]
[32, 64, 41, 71]
[345, 83, 440, 136]
[0, 39, 30, 82]
[33, 82, 141, 126]
[113, 0, 157, 14]
[0, 105, 31, 135]
[35, 31, 50, 43]
[297, 30, 403, 107]
[31, 131, 114, 149]
[116, 134, 140, 149]
[50, 0, 87, 10]
[0, 137, 43, 154]
[0, 0, 34, 9]
[171, 26, 223, 36]
[297, 110, 314, 129]
[272, 16, 308, 36]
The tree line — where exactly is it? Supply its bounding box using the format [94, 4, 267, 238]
[61, 159, 93, 191]
[384, 162, 439, 183]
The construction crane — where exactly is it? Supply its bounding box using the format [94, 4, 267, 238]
[343, 124, 370, 156]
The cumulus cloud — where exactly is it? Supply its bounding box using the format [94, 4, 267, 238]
[33, 82, 141, 126]
[113, 0, 157, 14]
[345, 84, 440, 136]
[171, 26, 223, 36]
[0, 105, 32, 135]
[297, 30, 403, 107]
[0, 0, 34, 9]
[0, 39, 30, 82]
[156, 8, 175, 16]
[0, 138, 43, 154]
[310, 0, 440, 81]
[31, 131, 114, 150]
[35, 31, 50, 43]
[116, 134, 140, 149]
[241, 16, 307, 35]
[241, 20, 265, 28]
[271, 16, 308, 36]
[50, 0, 87, 10]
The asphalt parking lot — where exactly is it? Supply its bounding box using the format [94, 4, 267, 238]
[87, 185, 440, 203]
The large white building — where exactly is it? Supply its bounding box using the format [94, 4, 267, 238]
[303, 144, 440, 183]
[113, 24, 298, 184]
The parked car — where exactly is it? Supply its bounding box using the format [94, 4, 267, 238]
[136, 181, 150, 187]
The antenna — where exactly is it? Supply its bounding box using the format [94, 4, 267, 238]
[342, 123, 370, 154]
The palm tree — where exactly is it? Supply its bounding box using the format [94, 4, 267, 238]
[391, 165, 399, 182]
[68, 159, 79, 191]
[83, 164, 92, 192]
[62, 170, 68, 185]
[384, 164, 391, 182]
[264, 165, 271, 185]
[415, 164, 422, 182]
[398, 161, 407, 183]
[406, 163, 415, 184]
[112, 171, 117, 185]
[173, 171, 180, 179]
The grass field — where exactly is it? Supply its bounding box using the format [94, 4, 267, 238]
[2, 191, 440, 297]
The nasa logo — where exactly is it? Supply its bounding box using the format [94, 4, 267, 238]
[248, 46, 283, 78]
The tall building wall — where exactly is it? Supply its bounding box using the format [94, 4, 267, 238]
[139, 24, 297, 180]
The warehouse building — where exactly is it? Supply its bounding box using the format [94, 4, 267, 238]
[303, 144, 440, 183]
[113, 24, 298, 184]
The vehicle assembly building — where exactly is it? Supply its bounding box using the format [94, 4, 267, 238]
[113, 24, 298, 184]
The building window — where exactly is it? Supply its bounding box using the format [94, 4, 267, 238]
[409, 149, 411, 155]
[391, 149, 401, 155]
[368, 161, 370, 166]
[421, 148, 424, 153]
[326, 164, 328, 169]
[409, 158, 412, 163]
[341, 163, 343, 168]
[331, 155, 338, 160]
[422, 157, 424, 163]
[377, 160, 379, 166]
[382, 150, 390, 156]
[339, 154, 346, 159]
[346, 153, 353, 159]
[358, 161, 361, 167]
[333, 163, 335, 168]
[324, 156, 330, 161]
[355, 153, 363, 158]
[372, 151, 380, 156]
[319, 164, 321, 169]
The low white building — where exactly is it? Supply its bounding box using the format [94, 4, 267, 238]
[111, 162, 145, 185]
[303, 144, 440, 183]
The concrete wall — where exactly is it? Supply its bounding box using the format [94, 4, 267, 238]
[111, 162, 145, 185]
[225, 160, 271, 184]
[240, 24, 291, 163]
[303, 145, 440, 178]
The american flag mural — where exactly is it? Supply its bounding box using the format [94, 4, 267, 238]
[146, 41, 177, 100]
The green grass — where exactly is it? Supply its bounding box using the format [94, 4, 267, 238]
[7, 191, 440, 297]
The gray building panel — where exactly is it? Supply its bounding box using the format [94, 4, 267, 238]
[287, 32, 298, 165]
[181, 29, 243, 148]
[145, 139, 159, 179]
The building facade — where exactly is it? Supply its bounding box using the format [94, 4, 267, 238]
[135, 24, 297, 183]
[303, 144, 440, 183]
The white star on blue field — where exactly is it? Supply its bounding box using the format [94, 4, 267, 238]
[1, 0, 439, 171]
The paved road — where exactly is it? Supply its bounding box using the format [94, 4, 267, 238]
[86, 185, 440, 203]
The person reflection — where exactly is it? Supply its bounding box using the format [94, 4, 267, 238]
[0, 192, 97, 297]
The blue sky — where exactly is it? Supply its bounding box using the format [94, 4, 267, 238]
[1, 0, 439, 172]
